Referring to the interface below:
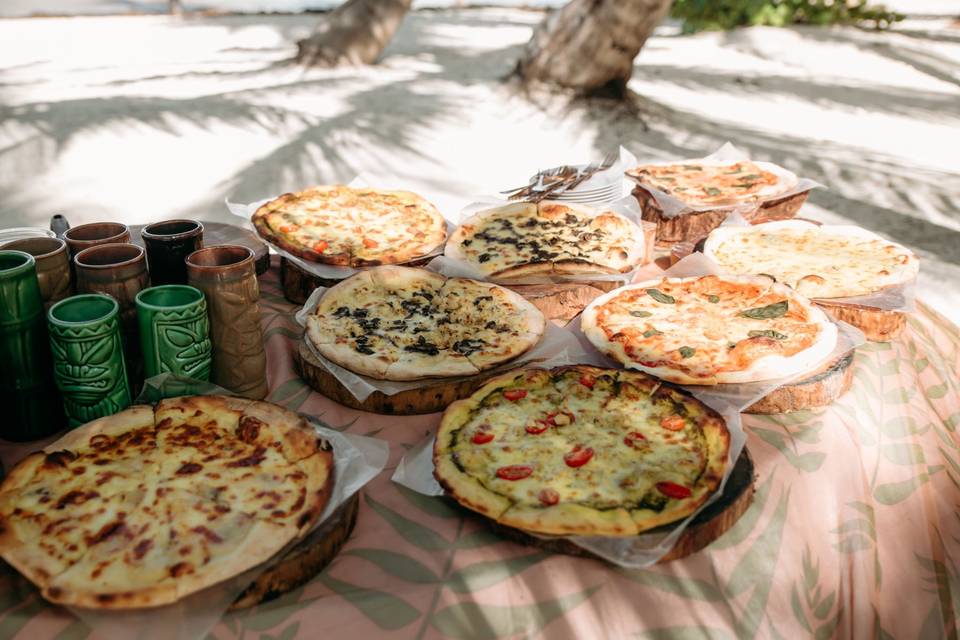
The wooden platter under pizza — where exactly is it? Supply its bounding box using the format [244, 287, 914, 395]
[745, 349, 855, 414]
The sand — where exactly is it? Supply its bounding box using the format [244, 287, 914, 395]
[0, 7, 958, 319]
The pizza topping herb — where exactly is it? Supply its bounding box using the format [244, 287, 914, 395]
[656, 481, 692, 499]
[707, 295, 720, 303]
[564, 445, 594, 468]
[704, 187, 722, 196]
[681, 164, 701, 170]
[472, 431, 495, 444]
[643, 329, 663, 338]
[660, 415, 686, 431]
[333, 306, 351, 319]
[678, 346, 696, 359]
[630, 310, 652, 317]
[525, 420, 550, 435]
[748, 329, 788, 340]
[538, 488, 560, 506]
[646, 288, 675, 304]
[503, 389, 528, 401]
[452, 338, 486, 356]
[478, 253, 492, 263]
[740, 300, 788, 319]
[496, 465, 533, 481]
[578, 375, 596, 389]
[623, 431, 647, 448]
[404, 335, 440, 356]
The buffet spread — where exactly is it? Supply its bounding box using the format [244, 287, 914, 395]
[0, 144, 942, 635]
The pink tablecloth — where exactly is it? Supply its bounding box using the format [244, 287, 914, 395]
[2, 259, 958, 639]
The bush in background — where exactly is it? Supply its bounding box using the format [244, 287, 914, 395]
[670, 0, 904, 33]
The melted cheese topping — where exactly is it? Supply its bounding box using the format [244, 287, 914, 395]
[627, 161, 782, 205]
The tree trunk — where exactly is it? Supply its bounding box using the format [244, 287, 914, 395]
[296, 0, 412, 67]
[515, 0, 673, 98]
[169, 0, 182, 15]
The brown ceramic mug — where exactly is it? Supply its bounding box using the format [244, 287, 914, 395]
[186, 245, 267, 399]
[141, 219, 204, 286]
[74, 242, 149, 389]
[0, 237, 72, 309]
[64, 222, 131, 258]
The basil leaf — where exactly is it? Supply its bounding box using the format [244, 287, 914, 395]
[630, 310, 652, 317]
[681, 164, 701, 170]
[748, 329, 788, 340]
[705, 187, 722, 196]
[707, 295, 720, 303]
[646, 289, 675, 304]
[740, 300, 788, 319]
[678, 346, 695, 359]
[643, 329, 663, 338]
[740, 173, 761, 180]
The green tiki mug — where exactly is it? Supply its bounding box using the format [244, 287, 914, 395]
[0, 250, 64, 441]
[136, 285, 212, 380]
[48, 294, 132, 428]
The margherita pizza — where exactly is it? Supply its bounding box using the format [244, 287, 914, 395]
[626, 160, 793, 207]
[581, 275, 837, 385]
[0, 396, 333, 609]
[306, 266, 546, 380]
[252, 185, 447, 266]
[703, 220, 919, 299]
[445, 201, 644, 279]
[433, 366, 730, 536]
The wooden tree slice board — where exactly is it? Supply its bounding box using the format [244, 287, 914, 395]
[746, 350, 855, 414]
[230, 491, 360, 610]
[281, 256, 434, 305]
[295, 340, 499, 415]
[480, 447, 755, 564]
[130, 221, 270, 275]
[507, 283, 607, 327]
[633, 186, 809, 245]
[816, 300, 905, 342]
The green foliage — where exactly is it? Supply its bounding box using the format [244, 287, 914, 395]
[670, 0, 904, 33]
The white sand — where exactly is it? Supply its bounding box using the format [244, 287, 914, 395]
[0, 8, 958, 319]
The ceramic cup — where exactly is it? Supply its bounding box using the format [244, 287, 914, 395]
[141, 219, 204, 286]
[63, 222, 131, 258]
[74, 243, 149, 389]
[136, 285, 212, 380]
[186, 245, 267, 399]
[0, 250, 64, 440]
[1, 237, 73, 309]
[48, 294, 131, 428]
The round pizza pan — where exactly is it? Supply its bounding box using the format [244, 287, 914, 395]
[476, 447, 755, 564]
[745, 349, 855, 414]
[230, 490, 360, 610]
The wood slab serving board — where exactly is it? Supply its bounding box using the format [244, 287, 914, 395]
[746, 350, 855, 414]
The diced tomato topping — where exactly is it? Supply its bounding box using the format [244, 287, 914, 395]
[545, 411, 575, 426]
[313, 240, 329, 253]
[563, 445, 594, 468]
[578, 375, 595, 389]
[496, 465, 533, 481]
[538, 488, 560, 506]
[472, 431, 494, 444]
[656, 481, 692, 499]
[525, 420, 549, 435]
[503, 389, 527, 401]
[362, 237, 379, 249]
[660, 415, 686, 432]
[279, 225, 295, 233]
[623, 432, 647, 448]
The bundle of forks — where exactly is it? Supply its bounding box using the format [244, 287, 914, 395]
[501, 151, 619, 203]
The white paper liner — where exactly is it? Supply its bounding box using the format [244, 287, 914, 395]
[225, 176, 456, 281]
[706, 212, 917, 313]
[63, 374, 389, 640]
[627, 142, 824, 219]
[295, 289, 610, 402]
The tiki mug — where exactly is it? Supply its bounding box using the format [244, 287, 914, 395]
[141, 220, 204, 286]
[74, 243, 149, 389]
[1, 237, 73, 310]
[48, 294, 131, 428]
[0, 251, 64, 441]
[186, 245, 267, 399]
[63, 222, 130, 259]
[136, 285, 212, 380]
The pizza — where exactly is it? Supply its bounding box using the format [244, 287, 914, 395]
[626, 160, 792, 207]
[0, 396, 333, 609]
[433, 365, 730, 536]
[581, 275, 838, 385]
[445, 201, 644, 279]
[703, 220, 919, 299]
[251, 185, 447, 266]
[306, 266, 545, 380]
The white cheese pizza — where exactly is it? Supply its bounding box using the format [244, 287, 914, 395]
[626, 160, 795, 207]
[306, 266, 546, 380]
[703, 220, 919, 299]
[581, 275, 837, 385]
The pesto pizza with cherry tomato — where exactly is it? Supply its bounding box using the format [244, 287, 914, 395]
[433, 365, 730, 536]
[251, 185, 447, 267]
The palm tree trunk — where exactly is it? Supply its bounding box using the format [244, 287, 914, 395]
[169, 0, 182, 15]
[515, 0, 673, 98]
[296, 0, 412, 67]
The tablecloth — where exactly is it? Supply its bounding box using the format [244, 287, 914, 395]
[2, 258, 958, 640]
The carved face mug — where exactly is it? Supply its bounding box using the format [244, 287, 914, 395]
[136, 285, 212, 381]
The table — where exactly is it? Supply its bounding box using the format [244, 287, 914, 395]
[2, 258, 958, 639]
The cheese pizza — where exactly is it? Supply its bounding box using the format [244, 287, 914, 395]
[306, 266, 546, 381]
[434, 366, 730, 536]
[581, 275, 837, 385]
[703, 220, 919, 299]
[0, 396, 333, 609]
[626, 160, 794, 207]
[445, 201, 644, 279]
[252, 185, 447, 266]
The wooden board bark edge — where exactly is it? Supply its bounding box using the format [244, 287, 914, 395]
[480, 447, 755, 564]
[230, 491, 360, 609]
[816, 300, 905, 342]
[745, 350, 855, 414]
